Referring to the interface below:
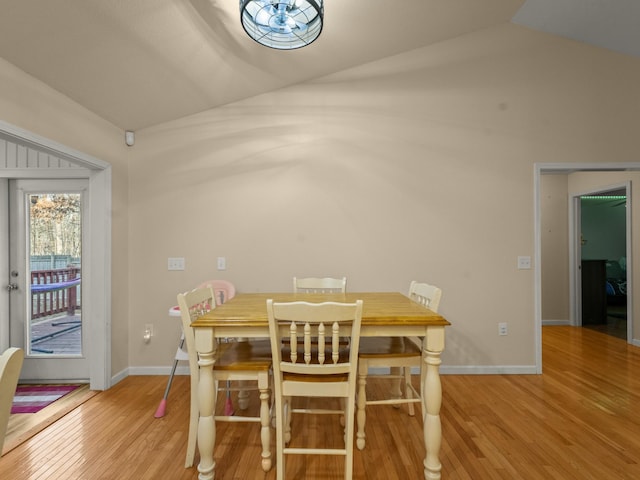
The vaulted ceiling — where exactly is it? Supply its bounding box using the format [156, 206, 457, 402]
[0, 0, 637, 131]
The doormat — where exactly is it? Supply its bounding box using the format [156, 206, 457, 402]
[11, 385, 81, 414]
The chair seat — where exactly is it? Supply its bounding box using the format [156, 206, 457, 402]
[358, 337, 421, 358]
[215, 340, 272, 370]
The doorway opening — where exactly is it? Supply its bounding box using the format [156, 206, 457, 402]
[578, 188, 628, 340]
[535, 163, 640, 374]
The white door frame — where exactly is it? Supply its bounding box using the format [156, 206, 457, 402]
[535, 163, 640, 373]
[569, 192, 582, 327]
[0, 120, 112, 390]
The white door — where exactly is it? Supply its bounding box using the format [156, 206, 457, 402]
[7, 178, 90, 381]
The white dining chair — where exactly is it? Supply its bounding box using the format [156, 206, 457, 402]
[356, 280, 442, 450]
[267, 299, 363, 480]
[177, 286, 273, 471]
[293, 276, 347, 293]
[0, 347, 24, 455]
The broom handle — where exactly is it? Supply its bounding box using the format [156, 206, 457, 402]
[162, 336, 185, 400]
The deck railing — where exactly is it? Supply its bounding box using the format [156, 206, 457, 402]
[31, 267, 81, 319]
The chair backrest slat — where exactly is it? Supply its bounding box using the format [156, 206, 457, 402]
[293, 276, 347, 294]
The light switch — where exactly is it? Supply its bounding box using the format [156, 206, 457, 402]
[168, 257, 185, 271]
[217, 257, 226, 271]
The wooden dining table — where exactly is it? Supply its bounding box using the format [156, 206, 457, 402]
[190, 291, 450, 480]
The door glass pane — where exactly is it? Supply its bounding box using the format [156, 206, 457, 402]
[28, 193, 82, 356]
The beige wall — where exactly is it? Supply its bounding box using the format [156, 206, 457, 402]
[3, 21, 640, 377]
[129, 23, 640, 372]
[540, 175, 569, 322]
[0, 57, 131, 377]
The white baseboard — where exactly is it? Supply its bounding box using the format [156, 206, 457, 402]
[110, 367, 128, 387]
[110, 365, 188, 386]
[542, 319, 571, 326]
[440, 365, 538, 375]
[128, 365, 190, 376]
[112, 364, 538, 386]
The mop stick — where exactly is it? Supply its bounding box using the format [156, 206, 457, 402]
[224, 380, 235, 416]
[154, 336, 184, 418]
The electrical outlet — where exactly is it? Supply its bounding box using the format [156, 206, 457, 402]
[498, 322, 508, 336]
[217, 256, 226, 271]
[517, 256, 531, 269]
[144, 323, 154, 343]
[168, 257, 185, 271]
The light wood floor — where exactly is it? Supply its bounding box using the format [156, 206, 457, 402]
[3, 384, 97, 455]
[2, 326, 640, 479]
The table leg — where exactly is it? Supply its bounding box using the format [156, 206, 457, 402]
[422, 326, 444, 480]
[196, 330, 217, 480]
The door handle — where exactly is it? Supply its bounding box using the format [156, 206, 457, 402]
[6, 283, 18, 291]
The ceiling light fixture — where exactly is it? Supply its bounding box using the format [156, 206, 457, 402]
[240, 0, 324, 50]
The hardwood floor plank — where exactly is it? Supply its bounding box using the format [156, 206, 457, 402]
[2, 326, 640, 479]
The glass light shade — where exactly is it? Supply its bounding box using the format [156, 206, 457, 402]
[240, 0, 324, 50]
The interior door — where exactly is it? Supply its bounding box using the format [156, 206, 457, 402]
[7, 179, 89, 381]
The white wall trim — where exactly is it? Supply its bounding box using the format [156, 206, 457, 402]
[0, 169, 92, 179]
[0, 120, 109, 169]
[111, 368, 130, 386]
[0, 180, 8, 352]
